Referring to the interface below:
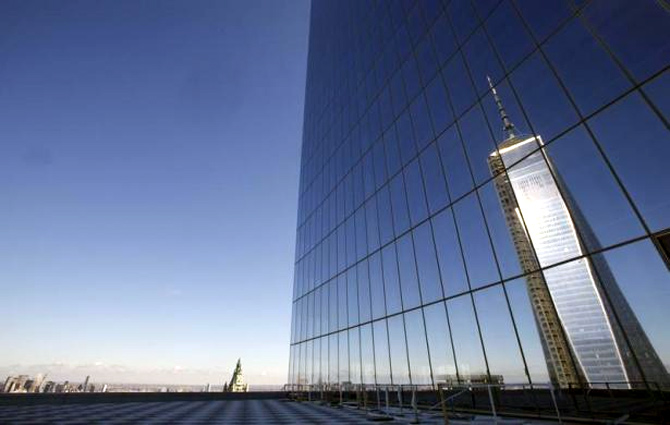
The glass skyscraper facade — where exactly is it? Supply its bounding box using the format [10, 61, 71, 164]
[289, 0, 670, 392]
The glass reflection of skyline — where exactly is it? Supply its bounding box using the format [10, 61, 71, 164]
[288, 0, 670, 398]
[487, 81, 669, 389]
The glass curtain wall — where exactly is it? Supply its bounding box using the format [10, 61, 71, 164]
[289, 0, 670, 391]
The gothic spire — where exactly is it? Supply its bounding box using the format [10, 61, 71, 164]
[487, 76, 516, 140]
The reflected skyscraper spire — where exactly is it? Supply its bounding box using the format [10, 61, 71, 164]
[486, 78, 668, 389]
[487, 75, 516, 140]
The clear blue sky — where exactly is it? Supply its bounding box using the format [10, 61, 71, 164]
[0, 0, 310, 385]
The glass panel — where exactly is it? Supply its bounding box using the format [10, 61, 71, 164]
[447, 294, 487, 383]
[453, 194, 499, 288]
[339, 331, 349, 384]
[420, 143, 449, 214]
[405, 309, 432, 386]
[474, 285, 528, 385]
[425, 73, 455, 136]
[361, 324, 376, 384]
[377, 186, 395, 245]
[462, 28, 504, 97]
[329, 333, 338, 384]
[447, 0, 477, 44]
[373, 141, 388, 190]
[588, 92, 670, 232]
[373, 319, 392, 384]
[442, 55, 476, 117]
[388, 315, 410, 385]
[349, 327, 361, 384]
[346, 215, 357, 268]
[305, 340, 313, 386]
[511, 52, 579, 143]
[485, 0, 534, 70]
[347, 267, 359, 327]
[384, 125, 402, 176]
[424, 302, 457, 385]
[514, 0, 572, 42]
[382, 243, 403, 315]
[314, 337, 323, 387]
[430, 12, 457, 67]
[329, 279, 338, 333]
[321, 284, 329, 338]
[338, 274, 348, 331]
[437, 125, 473, 200]
[365, 196, 380, 253]
[459, 104, 504, 184]
[390, 173, 411, 237]
[397, 232, 422, 310]
[369, 252, 387, 320]
[402, 55, 422, 101]
[410, 92, 435, 151]
[581, 0, 670, 81]
[355, 208, 367, 262]
[544, 125, 645, 250]
[478, 182, 523, 280]
[413, 221, 444, 304]
[432, 208, 469, 297]
[505, 277, 552, 386]
[593, 240, 670, 389]
[643, 71, 670, 123]
[358, 261, 372, 323]
[544, 17, 631, 116]
[404, 159, 429, 226]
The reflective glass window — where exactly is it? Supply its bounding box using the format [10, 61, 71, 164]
[453, 194, 499, 288]
[361, 324, 376, 384]
[405, 309, 432, 385]
[447, 295, 487, 382]
[369, 252, 387, 320]
[390, 173, 411, 236]
[339, 331, 349, 384]
[413, 221, 443, 304]
[410, 93, 435, 151]
[593, 240, 670, 388]
[437, 126, 473, 200]
[474, 285, 528, 385]
[420, 143, 449, 214]
[357, 261, 372, 324]
[388, 315, 410, 385]
[589, 93, 670, 232]
[424, 302, 457, 385]
[511, 52, 579, 142]
[425, 73, 455, 136]
[382, 244, 403, 315]
[545, 17, 630, 116]
[432, 208, 469, 297]
[545, 125, 645, 250]
[404, 159, 429, 225]
[581, 0, 670, 81]
[397, 232, 422, 310]
[373, 319, 392, 384]
[349, 327, 362, 384]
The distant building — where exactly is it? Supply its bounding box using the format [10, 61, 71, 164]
[224, 359, 248, 393]
[486, 78, 669, 389]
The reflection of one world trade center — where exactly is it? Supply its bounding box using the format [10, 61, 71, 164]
[486, 78, 669, 389]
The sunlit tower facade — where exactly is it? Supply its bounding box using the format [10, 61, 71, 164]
[487, 79, 668, 388]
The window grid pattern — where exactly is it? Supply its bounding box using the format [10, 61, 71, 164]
[289, 0, 670, 389]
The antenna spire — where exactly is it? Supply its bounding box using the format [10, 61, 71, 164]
[487, 76, 516, 140]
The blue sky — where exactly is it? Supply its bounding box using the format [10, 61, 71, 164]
[0, 0, 310, 385]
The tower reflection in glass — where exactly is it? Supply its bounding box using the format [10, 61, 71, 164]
[487, 77, 668, 389]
